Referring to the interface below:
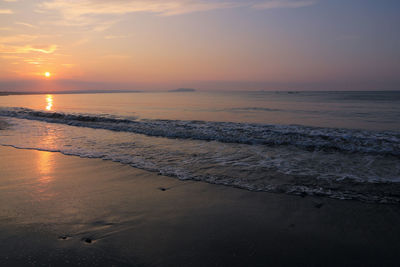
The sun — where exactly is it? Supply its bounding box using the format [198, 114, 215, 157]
[44, 72, 51, 78]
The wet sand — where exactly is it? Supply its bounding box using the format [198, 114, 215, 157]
[0, 118, 7, 130]
[0, 145, 399, 266]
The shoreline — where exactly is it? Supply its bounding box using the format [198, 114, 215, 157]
[0, 145, 400, 266]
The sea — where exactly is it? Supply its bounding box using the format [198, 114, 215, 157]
[0, 91, 399, 203]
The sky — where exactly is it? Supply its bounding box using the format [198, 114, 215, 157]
[0, 0, 399, 91]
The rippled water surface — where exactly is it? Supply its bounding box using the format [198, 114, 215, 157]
[0, 91, 399, 203]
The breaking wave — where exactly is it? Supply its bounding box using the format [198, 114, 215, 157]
[0, 107, 399, 156]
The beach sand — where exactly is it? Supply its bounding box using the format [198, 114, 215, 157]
[0, 145, 399, 266]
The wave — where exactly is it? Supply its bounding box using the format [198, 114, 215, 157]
[0, 107, 399, 156]
[1, 114, 400, 204]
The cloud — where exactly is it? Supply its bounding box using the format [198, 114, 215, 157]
[15, 22, 38, 28]
[71, 38, 90, 47]
[38, 13, 120, 32]
[39, 0, 238, 17]
[93, 20, 120, 32]
[0, 33, 58, 55]
[251, 0, 316, 9]
[36, 0, 317, 33]
[105, 35, 129, 40]
[39, 0, 316, 18]
[0, 55, 22, 59]
[62, 63, 75, 68]
[0, 44, 58, 54]
[34, 0, 317, 35]
[25, 45, 58, 54]
[0, 34, 38, 43]
[0, 9, 13, 14]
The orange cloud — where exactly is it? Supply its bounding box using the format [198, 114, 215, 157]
[39, 0, 238, 17]
[0, 9, 14, 14]
[0, 44, 58, 54]
[0, 34, 38, 43]
[15, 22, 38, 28]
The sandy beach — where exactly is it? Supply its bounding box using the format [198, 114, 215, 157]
[0, 145, 399, 266]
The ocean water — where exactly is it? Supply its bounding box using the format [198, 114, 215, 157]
[0, 91, 399, 203]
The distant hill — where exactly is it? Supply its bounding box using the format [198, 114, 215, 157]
[169, 88, 196, 92]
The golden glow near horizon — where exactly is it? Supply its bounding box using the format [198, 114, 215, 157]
[45, 95, 53, 111]
[45, 72, 51, 78]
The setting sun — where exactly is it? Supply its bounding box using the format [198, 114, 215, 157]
[44, 72, 51, 78]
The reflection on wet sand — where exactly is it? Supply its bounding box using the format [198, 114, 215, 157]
[34, 127, 58, 201]
[35, 150, 55, 201]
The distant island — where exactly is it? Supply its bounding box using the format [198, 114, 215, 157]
[168, 88, 196, 92]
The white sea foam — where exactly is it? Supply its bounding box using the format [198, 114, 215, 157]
[0, 107, 399, 156]
[1, 115, 400, 204]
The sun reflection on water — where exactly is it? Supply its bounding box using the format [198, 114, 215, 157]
[46, 94, 53, 111]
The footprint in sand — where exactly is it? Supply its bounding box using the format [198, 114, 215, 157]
[82, 238, 93, 244]
[158, 187, 170, 191]
[58, 235, 71, 240]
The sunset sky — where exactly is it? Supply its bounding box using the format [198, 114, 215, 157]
[0, 0, 399, 91]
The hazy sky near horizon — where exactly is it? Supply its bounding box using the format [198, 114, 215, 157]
[0, 0, 399, 91]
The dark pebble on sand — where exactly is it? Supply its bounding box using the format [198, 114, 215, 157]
[159, 187, 167, 191]
[58, 235, 69, 240]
